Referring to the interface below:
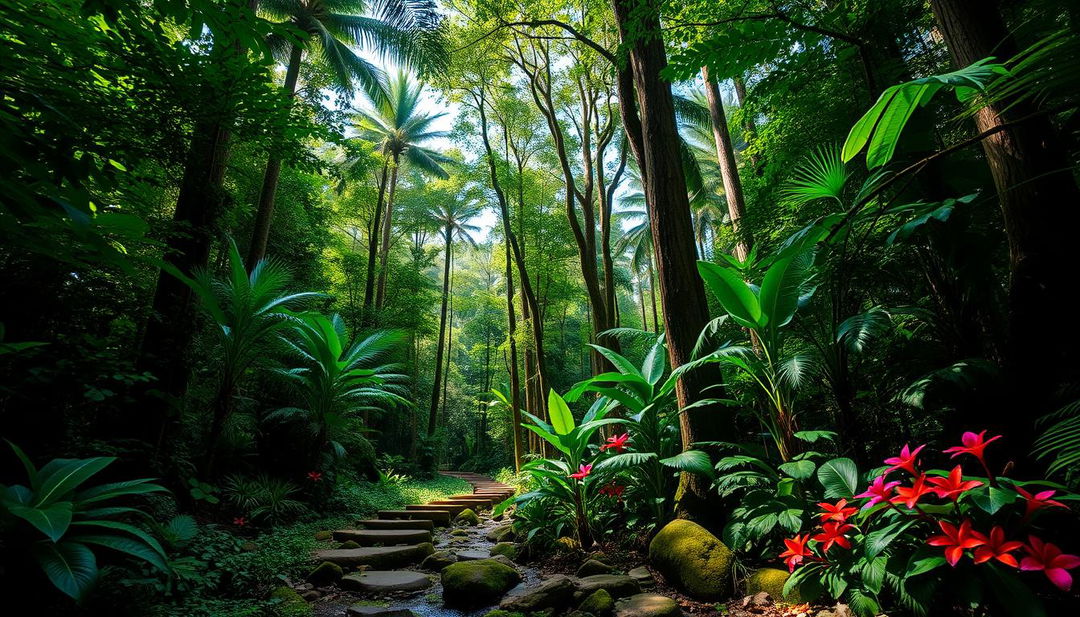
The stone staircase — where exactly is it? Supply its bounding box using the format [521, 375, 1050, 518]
[312, 472, 515, 594]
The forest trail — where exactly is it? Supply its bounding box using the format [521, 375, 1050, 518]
[311, 473, 527, 617]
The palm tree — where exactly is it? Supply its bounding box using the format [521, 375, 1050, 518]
[427, 193, 481, 437]
[269, 312, 410, 466]
[182, 239, 323, 472]
[614, 205, 659, 333]
[247, 0, 445, 269]
[352, 71, 453, 313]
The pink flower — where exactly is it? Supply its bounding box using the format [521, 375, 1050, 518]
[974, 526, 1024, 568]
[855, 475, 901, 509]
[600, 433, 630, 453]
[1020, 536, 1080, 591]
[927, 465, 983, 501]
[599, 483, 625, 499]
[1016, 486, 1067, 519]
[307, 471, 323, 482]
[779, 534, 812, 572]
[569, 464, 592, 480]
[812, 521, 854, 552]
[884, 443, 925, 475]
[817, 499, 857, 523]
[891, 473, 933, 509]
[927, 519, 987, 566]
[943, 430, 1001, 466]
[233, 517, 247, 526]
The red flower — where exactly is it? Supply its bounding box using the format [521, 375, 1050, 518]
[817, 499, 857, 522]
[884, 443, 925, 475]
[927, 465, 983, 501]
[1016, 486, 1067, 519]
[780, 534, 812, 572]
[927, 519, 987, 566]
[599, 483, 625, 499]
[1020, 535, 1080, 591]
[855, 475, 901, 509]
[569, 463, 592, 480]
[812, 521, 854, 552]
[307, 471, 323, 482]
[233, 517, 247, 527]
[974, 526, 1024, 568]
[600, 433, 630, 453]
[943, 430, 1001, 465]
[891, 474, 933, 509]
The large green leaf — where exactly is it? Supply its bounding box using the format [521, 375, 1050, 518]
[865, 519, 915, 558]
[659, 450, 714, 478]
[593, 452, 658, 471]
[8, 502, 73, 542]
[587, 345, 643, 379]
[778, 459, 816, 481]
[33, 541, 98, 601]
[35, 457, 114, 506]
[523, 424, 569, 455]
[697, 261, 761, 328]
[641, 341, 665, 386]
[758, 250, 814, 330]
[817, 457, 859, 498]
[73, 533, 169, 571]
[547, 390, 575, 436]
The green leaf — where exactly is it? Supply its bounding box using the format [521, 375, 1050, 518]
[72, 533, 169, 571]
[659, 450, 714, 478]
[905, 549, 946, 577]
[8, 502, 73, 542]
[33, 541, 98, 601]
[817, 457, 859, 498]
[794, 430, 838, 443]
[547, 390, 575, 436]
[758, 251, 815, 329]
[848, 587, 881, 617]
[641, 341, 665, 386]
[778, 459, 816, 481]
[984, 562, 1047, 617]
[697, 261, 761, 328]
[969, 486, 1016, 515]
[865, 519, 915, 558]
[35, 457, 115, 506]
[522, 424, 569, 455]
[593, 452, 658, 471]
[842, 89, 894, 162]
[862, 556, 887, 594]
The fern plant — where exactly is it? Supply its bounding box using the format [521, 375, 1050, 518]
[0, 442, 169, 600]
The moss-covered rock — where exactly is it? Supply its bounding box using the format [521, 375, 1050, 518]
[745, 568, 801, 603]
[613, 593, 682, 617]
[577, 558, 615, 577]
[339, 540, 361, 549]
[500, 575, 575, 612]
[421, 550, 458, 571]
[450, 528, 470, 537]
[647, 520, 733, 600]
[578, 588, 614, 617]
[306, 561, 343, 586]
[555, 536, 580, 551]
[314, 530, 334, 541]
[441, 558, 522, 607]
[270, 586, 312, 617]
[455, 508, 480, 526]
[490, 542, 518, 560]
[486, 524, 515, 543]
[482, 611, 526, 617]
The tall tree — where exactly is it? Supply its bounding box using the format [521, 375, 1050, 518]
[700, 71, 751, 261]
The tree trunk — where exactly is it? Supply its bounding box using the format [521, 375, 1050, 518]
[701, 69, 751, 261]
[246, 43, 302, 269]
[647, 256, 659, 333]
[362, 159, 391, 324]
[506, 242, 525, 472]
[428, 227, 453, 436]
[930, 0, 1080, 465]
[375, 156, 400, 309]
[612, 0, 731, 523]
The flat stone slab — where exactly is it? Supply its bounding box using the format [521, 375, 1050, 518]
[347, 606, 416, 617]
[614, 593, 683, 617]
[456, 550, 491, 561]
[429, 499, 492, 510]
[341, 571, 433, 593]
[407, 503, 464, 516]
[449, 494, 496, 503]
[333, 529, 433, 545]
[358, 519, 435, 531]
[377, 510, 451, 525]
[575, 574, 641, 601]
[315, 544, 434, 568]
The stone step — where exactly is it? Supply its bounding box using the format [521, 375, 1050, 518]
[428, 499, 491, 510]
[340, 570, 433, 593]
[333, 529, 433, 545]
[377, 510, 451, 525]
[406, 503, 464, 516]
[314, 543, 434, 568]
[357, 519, 435, 531]
[448, 494, 497, 503]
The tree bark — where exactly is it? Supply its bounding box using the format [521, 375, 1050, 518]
[930, 0, 1080, 464]
[612, 0, 731, 523]
[246, 43, 302, 269]
[374, 155, 401, 309]
[428, 226, 453, 436]
[362, 159, 391, 324]
[506, 241, 525, 472]
[701, 69, 751, 261]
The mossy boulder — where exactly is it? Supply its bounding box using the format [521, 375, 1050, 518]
[339, 540, 361, 549]
[613, 593, 682, 617]
[270, 586, 312, 617]
[647, 520, 733, 600]
[442, 558, 522, 607]
[314, 530, 334, 541]
[745, 568, 801, 603]
[491, 542, 518, 560]
[306, 561, 343, 586]
[577, 558, 615, 577]
[486, 524, 515, 543]
[500, 575, 575, 612]
[451, 528, 470, 537]
[421, 550, 458, 571]
[455, 508, 480, 526]
[578, 588, 614, 617]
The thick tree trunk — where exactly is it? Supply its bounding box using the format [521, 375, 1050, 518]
[428, 228, 453, 436]
[246, 44, 302, 269]
[701, 69, 751, 261]
[505, 243, 525, 472]
[362, 159, 391, 323]
[612, 0, 731, 523]
[930, 0, 1080, 465]
[374, 157, 400, 309]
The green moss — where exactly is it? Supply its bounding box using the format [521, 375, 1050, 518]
[314, 530, 333, 541]
[306, 560, 343, 586]
[745, 568, 801, 603]
[482, 611, 525, 617]
[455, 508, 480, 526]
[647, 519, 733, 600]
[441, 558, 522, 607]
[339, 540, 360, 549]
[269, 586, 311, 617]
[490, 541, 517, 560]
[578, 588, 614, 617]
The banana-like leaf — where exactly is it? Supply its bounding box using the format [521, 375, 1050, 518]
[660, 450, 715, 478]
[697, 261, 761, 329]
[547, 390, 575, 436]
[8, 502, 73, 542]
[33, 541, 98, 601]
[35, 457, 114, 506]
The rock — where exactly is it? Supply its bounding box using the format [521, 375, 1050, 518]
[298, 583, 314, 591]
[346, 606, 416, 617]
[315, 543, 435, 569]
[628, 567, 654, 588]
[450, 528, 470, 537]
[573, 575, 640, 601]
[555, 536, 580, 551]
[500, 575, 576, 612]
[269, 586, 312, 615]
[486, 524, 515, 543]
[420, 550, 458, 571]
[314, 530, 333, 541]
[340, 540, 361, 549]
[815, 604, 853, 617]
[341, 571, 433, 593]
[613, 593, 682, 617]
[455, 508, 480, 526]
[647, 520, 733, 600]
[566, 611, 592, 617]
[578, 588, 615, 617]
[577, 558, 615, 577]
[491, 542, 518, 560]
[300, 590, 321, 602]
[456, 549, 491, 560]
[441, 558, 522, 607]
[745, 568, 801, 603]
[489, 554, 518, 570]
[306, 561, 343, 586]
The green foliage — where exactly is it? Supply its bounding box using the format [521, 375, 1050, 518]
[222, 475, 307, 525]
